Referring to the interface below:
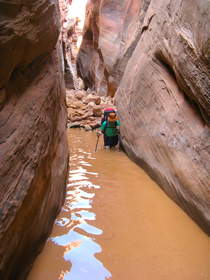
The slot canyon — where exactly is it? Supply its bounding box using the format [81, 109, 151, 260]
[0, 0, 209, 279]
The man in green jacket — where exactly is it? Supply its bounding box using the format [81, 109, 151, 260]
[97, 112, 120, 148]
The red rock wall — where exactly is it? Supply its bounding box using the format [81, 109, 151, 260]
[77, 0, 149, 96]
[0, 1, 68, 279]
[77, 0, 210, 234]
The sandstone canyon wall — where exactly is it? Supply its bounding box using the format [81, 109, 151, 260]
[59, 0, 85, 90]
[77, 0, 150, 96]
[77, 0, 210, 234]
[0, 1, 68, 279]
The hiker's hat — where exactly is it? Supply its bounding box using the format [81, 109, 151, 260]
[104, 107, 115, 112]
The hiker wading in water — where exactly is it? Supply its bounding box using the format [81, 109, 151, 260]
[97, 111, 120, 149]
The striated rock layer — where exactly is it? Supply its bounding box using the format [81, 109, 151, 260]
[77, 0, 151, 96]
[78, 0, 210, 234]
[0, 1, 68, 279]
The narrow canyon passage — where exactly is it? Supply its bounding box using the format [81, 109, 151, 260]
[27, 129, 210, 280]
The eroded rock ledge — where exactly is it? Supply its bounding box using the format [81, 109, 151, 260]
[0, 1, 68, 279]
[77, 0, 210, 234]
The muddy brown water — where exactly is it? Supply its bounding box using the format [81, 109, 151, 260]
[28, 129, 210, 280]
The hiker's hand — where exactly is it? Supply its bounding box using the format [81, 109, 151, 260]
[97, 131, 102, 136]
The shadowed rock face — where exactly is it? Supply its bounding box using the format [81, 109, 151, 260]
[78, 0, 210, 234]
[0, 1, 68, 279]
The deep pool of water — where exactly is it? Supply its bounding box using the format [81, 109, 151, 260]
[27, 129, 210, 280]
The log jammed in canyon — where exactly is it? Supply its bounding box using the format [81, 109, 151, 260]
[77, 0, 210, 234]
[0, 1, 68, 279]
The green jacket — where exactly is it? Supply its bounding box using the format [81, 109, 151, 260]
[100, 120, 120, 137]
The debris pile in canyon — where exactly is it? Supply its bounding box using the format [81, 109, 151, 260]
[66, 89, 115, 130]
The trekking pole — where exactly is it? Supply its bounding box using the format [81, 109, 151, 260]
[118, 130, 121, 151]
[95, 134, 100, 152]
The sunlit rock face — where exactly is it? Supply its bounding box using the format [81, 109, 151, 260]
[0, 1, 68, 279]
[77, 0, 150, 96]
[78, 0, 210, 234]
[59, 0, 87, 89]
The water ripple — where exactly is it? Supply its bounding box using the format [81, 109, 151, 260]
[50, 146, 112, 280]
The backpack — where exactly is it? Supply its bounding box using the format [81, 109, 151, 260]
[101, 108, 116, 124]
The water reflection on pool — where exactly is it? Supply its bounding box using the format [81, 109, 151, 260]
[27, 129, 210, 280]
[51, 138, 112, 280]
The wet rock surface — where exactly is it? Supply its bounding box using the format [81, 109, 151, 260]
[0, 1, 68, 279]
[78, 0, 210, 233]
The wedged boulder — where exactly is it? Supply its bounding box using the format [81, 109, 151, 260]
[0, 1, 68, 279]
